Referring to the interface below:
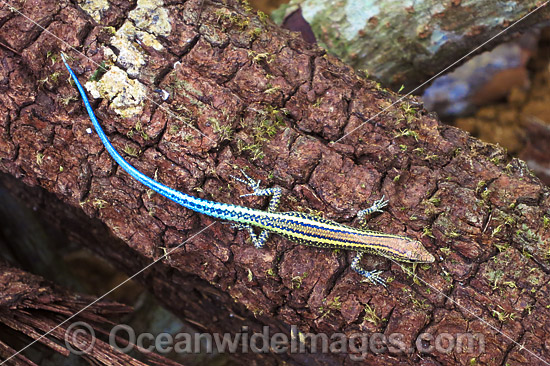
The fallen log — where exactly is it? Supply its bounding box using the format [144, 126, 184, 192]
[1, 0, 550, 364]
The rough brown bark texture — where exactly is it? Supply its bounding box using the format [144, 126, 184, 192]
[0, 262, 184, 366]
[1, 0, 550, 365]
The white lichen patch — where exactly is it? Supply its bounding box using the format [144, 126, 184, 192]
[109, 0, 171, 77]
[129, 0, 172, 37]
[77, 0, 109, 22]
[136, 31, 164, 51]
[85, 66, 147, 118]
[80, 0, 171, 117]
[111, 22, 148, 77]
[103, 47, 117, 63]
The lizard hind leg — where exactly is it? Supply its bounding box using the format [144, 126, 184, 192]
[247, 226, 270, 249]
[351, 252, 386, 287]
[229, 222, 270, 248]
[228, 222, 269, 248]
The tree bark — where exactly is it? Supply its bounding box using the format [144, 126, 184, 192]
[274, 0, 550, 91]
[0, 262, 185, 366]
[1, 0, 550, 365]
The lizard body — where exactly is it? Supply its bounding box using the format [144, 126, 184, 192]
[62, 55, 434, 286]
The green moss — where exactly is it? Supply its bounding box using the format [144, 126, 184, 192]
[422, 226, 434, 238]
[123, 144, 139, 157]
[257, 10, 269, 24]
[515, 223, 545, 249]
[90, 61, 107, 82]
[363, 304, 380, 325]
[440, 247, 451, 256]
[46, 50, 58, 64]
[400, 102, 417, 115]
[491, 305, 515, 322]
[264, 85, 281, 95]
[132, 120, 150, 140]
[169, 123, 181, 134]
[58, 94, 78, 105]
[240, 0, 253, 12]
[291, 272, 308, 289]
[248, 50, 275, 64]
[248, 27, 262, 38]
[394, 128, 419, 142]
[236, 105, 286, 161]
[215, 8, 250, 30]
[326, 296, 342, 310]
[493, 242, 509, 252]
[401, 283, 430, 309]
[92, 198, 108, 209]
[173, 78, 204, 97]
[209, 117, 233, 141]
[504, 215, 515, 225]
[447, 230, 460, 238]
[102, 26, 116, 34]
[36, 152, 44, 165]
[49, 71, 61, 83]
[486, 269, 504, 290]
[427, 197, 440, 206]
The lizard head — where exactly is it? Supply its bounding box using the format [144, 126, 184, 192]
[402, 239, 435, 263]
[366, 234, 435, 263]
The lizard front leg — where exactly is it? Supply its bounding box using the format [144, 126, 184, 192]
[351, 252, 386, 286]
[353, 196, 389, 286]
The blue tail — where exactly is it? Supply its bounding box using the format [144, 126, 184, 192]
[61, 54, 245, 221]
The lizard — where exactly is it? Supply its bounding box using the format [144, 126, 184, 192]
[61, 54, 435, 286]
